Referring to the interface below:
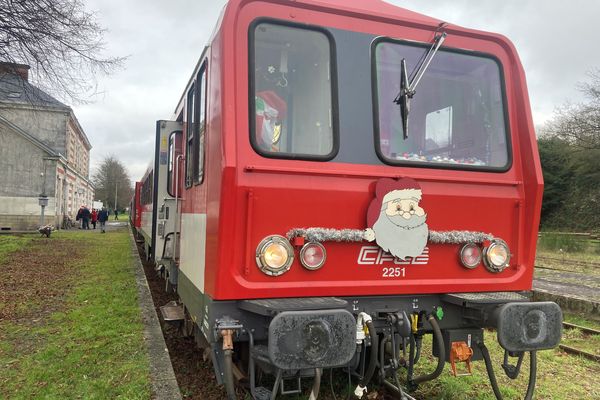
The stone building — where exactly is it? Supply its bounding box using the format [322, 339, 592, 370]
[0, 62, 94, 230]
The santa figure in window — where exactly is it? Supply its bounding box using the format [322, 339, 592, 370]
[255, 90, 287, 152]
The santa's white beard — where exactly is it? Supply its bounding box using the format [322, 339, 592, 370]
[372, 213, 429, 260]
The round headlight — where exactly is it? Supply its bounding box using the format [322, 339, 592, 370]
[459, 243, 481, 269]
[300, 242, 326, 270]
[256, 235, 294, 276]
[483, 239, 510, 273]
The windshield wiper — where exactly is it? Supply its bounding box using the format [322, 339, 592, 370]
[393, 30, 447, 139]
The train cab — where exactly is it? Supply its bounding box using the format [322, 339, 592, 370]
[150, 1, 563, 399]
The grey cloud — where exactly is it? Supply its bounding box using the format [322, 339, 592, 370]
[76, 0, 597, 183]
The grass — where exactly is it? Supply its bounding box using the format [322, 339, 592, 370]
[561, 312, 600, 356]
[0, 235, 33, 263]
[0, 228, 151, 399]
[537, 233, 600, 256]
[406, 326, 600, 400]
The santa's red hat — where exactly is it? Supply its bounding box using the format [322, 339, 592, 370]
[367, 178, 423, 226]
[380, 179, 422, 206]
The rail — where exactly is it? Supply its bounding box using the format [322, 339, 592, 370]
[559, 321, 600, 363]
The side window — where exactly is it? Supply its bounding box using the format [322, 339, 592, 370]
[167, 131, 182, 197]
[195, 64, 207, 184]
[185, 84, 196, 187]
[141, 171, 153, 205]
[250, 22, 337, 159]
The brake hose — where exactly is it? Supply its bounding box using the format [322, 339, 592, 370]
[409, 314, 445, 386]
[478, 341, 537, 400]
[354, 319, 379, 398]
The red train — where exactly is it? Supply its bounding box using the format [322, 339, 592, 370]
[132, 1, 562, 399]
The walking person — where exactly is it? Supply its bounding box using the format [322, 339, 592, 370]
[98, 207, 109, 233]
[81, 206, 91, 230]
[114, 209, 119, 221]
[76, 205, 84, 229]
[91, 209, 98, 229]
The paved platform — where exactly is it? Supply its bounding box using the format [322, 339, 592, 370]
[533, 268, 600, 320]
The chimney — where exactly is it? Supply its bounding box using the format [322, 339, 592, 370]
[0, 62, 30, 81]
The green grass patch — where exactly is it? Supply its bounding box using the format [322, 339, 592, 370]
[0, 228, 151, 399]
[0, 235, 33, 263]
[404, 329, 600, 400]
[562, 313, 600, 356]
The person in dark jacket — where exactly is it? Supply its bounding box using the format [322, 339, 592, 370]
[76, 206, 84, 229]
[98, 207, 109, 233]
[81, 206, 91, 230]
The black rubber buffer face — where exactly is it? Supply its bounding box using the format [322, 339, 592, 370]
[268, 309, 356, 370]
[496, 301, 562, 352]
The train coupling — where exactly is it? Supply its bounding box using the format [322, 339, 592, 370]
[443, 292, 563, 352]
[493, 301, 562, 352]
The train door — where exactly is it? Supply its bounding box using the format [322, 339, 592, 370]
[153, 121, 183, 290]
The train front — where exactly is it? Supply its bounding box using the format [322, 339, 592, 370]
[207, 1, 563, 399]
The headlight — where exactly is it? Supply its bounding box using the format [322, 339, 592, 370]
[256, 235, 294, 276]
[459, 243, 481, 269]
[300, 242, 326, 270]
[483, 239, 510, 273]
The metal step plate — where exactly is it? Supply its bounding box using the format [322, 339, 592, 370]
[159, 300, 184, 322]
[239, 297, 348, 316]
[443, 291, 531, 307]
[253, 387, 272, 400]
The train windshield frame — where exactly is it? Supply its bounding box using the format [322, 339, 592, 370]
[372, 37, 512, 171]
[249, 20, 339, 161]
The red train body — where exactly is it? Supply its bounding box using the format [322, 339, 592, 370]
[135, 1, 561, 399]
[130, 181, 142, 229]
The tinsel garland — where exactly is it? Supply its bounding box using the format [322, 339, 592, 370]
[286, 227, 494, 244]
[286, 227, 365, 243]
[427, 230, 493, 244]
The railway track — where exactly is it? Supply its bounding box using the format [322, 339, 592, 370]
[536, 256, 600, 267]
[560, 321, 600, 363]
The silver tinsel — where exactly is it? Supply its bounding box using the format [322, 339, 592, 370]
[286, 227, 366, 243]
[427, 230, 494, 244]
[286, 227, 494, 244]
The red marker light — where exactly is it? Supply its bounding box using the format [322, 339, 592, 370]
[300, 242, 326, 270]
[460, 243, 481, 269]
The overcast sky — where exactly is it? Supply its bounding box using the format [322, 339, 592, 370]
[75, 0, 600, 183]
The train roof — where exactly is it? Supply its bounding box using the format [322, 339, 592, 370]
[288, 0, 443, 25]
[171, 0, 518, 120]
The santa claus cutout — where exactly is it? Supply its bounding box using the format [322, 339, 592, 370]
[364, 178, 428, 260]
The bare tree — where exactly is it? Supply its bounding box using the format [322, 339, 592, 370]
[543, 69, 600, 149]
[93, 155, 133, 211]
[0, 0, 125, 104]
[539, 70, 600, 231]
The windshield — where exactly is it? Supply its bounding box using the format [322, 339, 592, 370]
[374, 40, 510, 170]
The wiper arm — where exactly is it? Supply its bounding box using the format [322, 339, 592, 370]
[394, 30, 447, 139]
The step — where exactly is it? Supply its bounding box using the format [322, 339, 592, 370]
[159, 301, 184, 322]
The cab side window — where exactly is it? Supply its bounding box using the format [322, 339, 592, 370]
[195, 64, 207, 184]
[184, 62, 208, 187]
[185, 83, 196, 187]
[250, 22, 337, 160]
